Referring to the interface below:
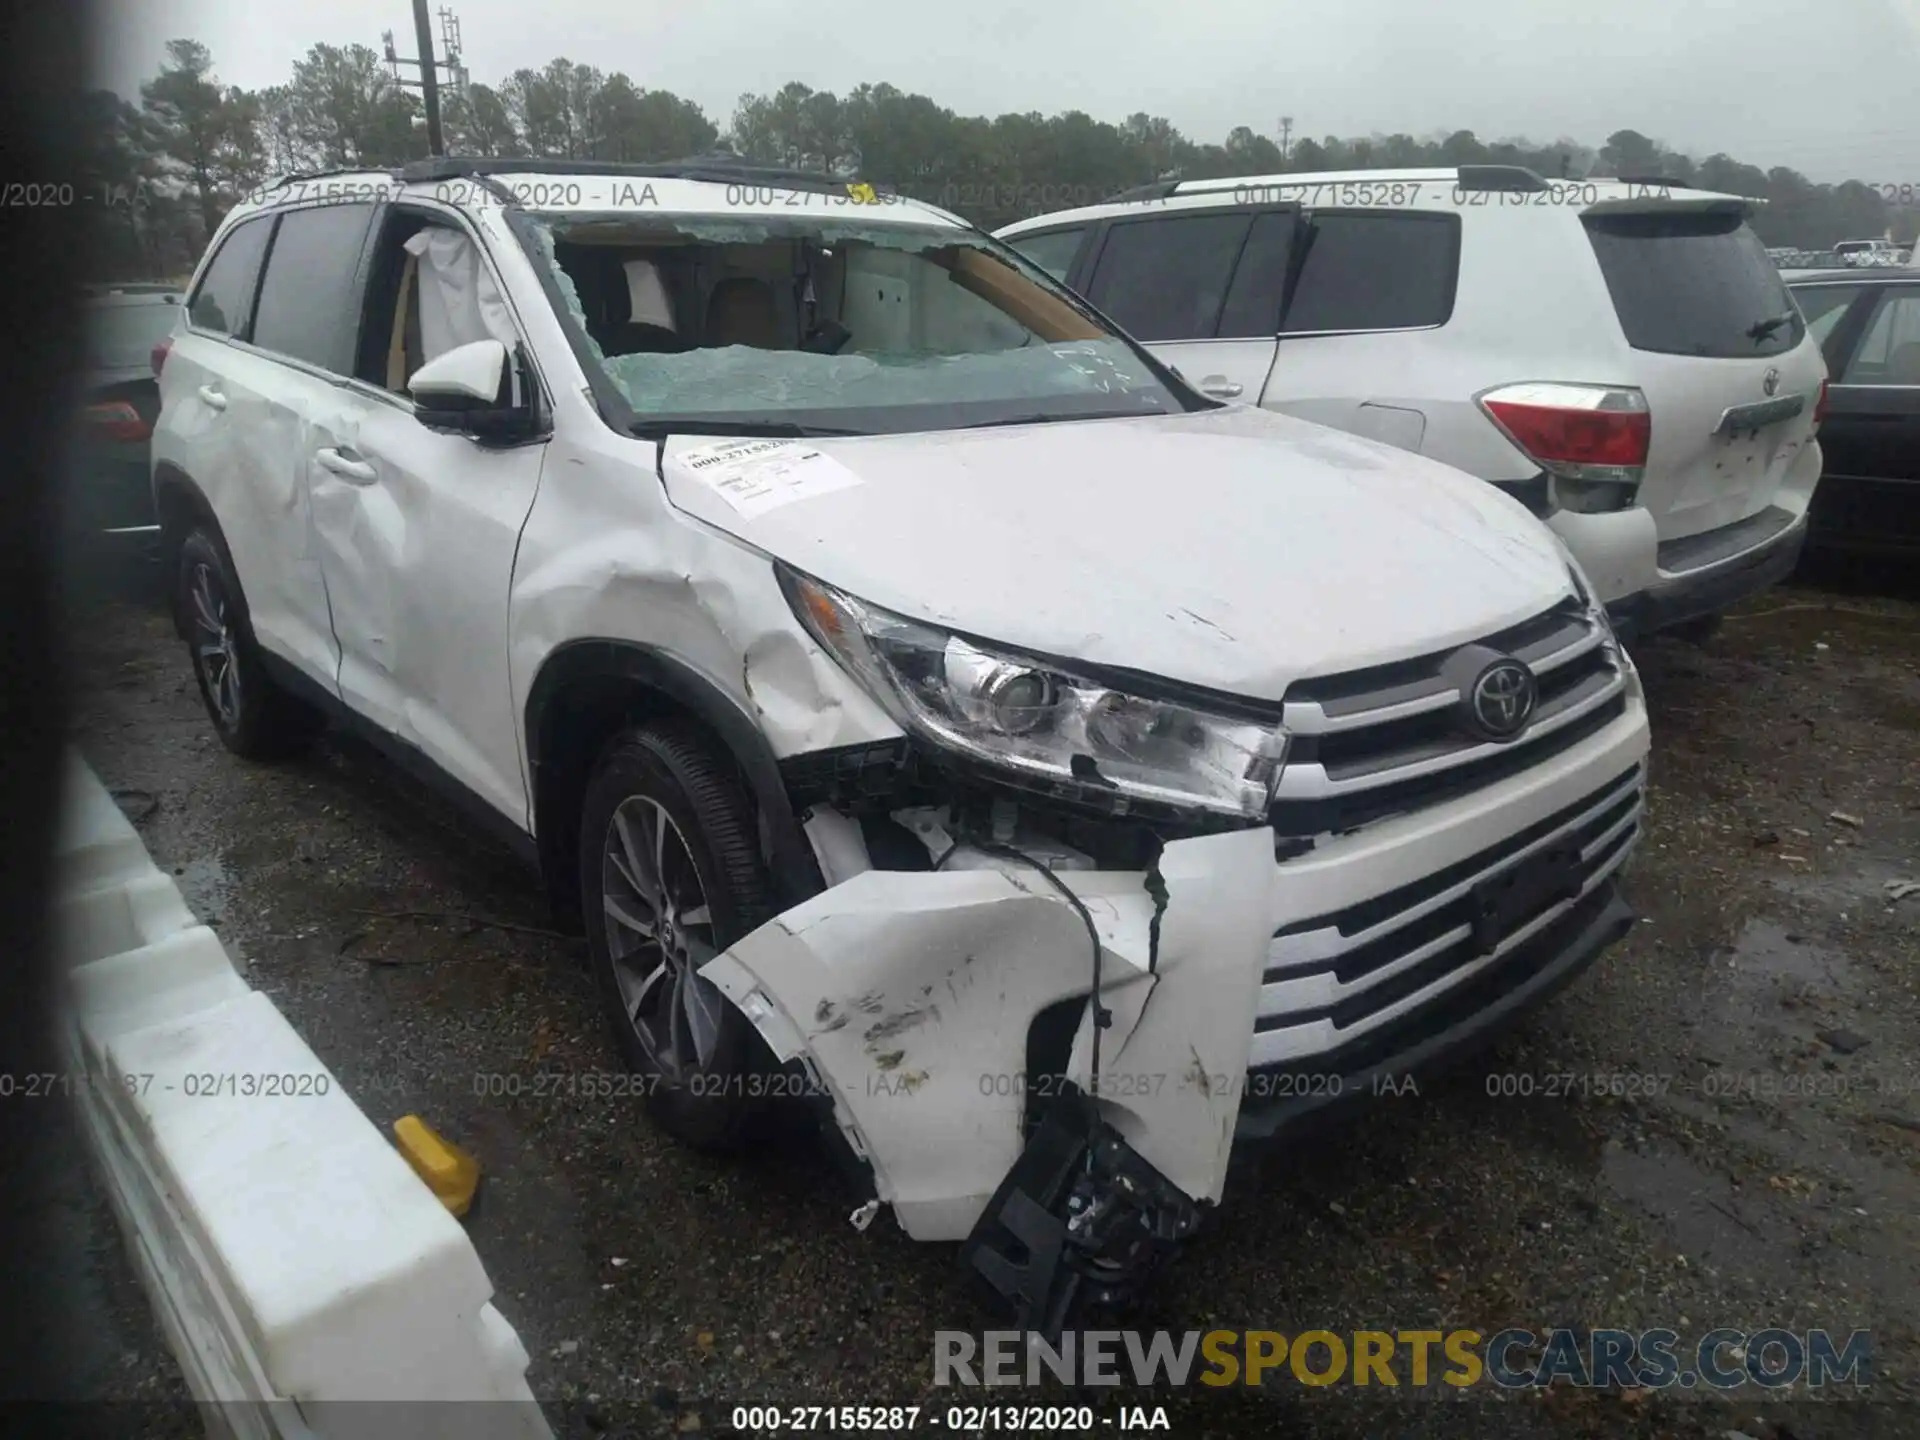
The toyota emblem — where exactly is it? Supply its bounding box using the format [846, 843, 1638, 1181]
[1763, 367, 1781, 397]
[1468, 659, 1538, 741]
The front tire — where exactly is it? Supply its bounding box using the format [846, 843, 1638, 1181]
[579, 721, 778, 1151]
[178, 528, 321, 759]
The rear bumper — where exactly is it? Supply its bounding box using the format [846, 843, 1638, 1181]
[1607, 509, 1807, 640]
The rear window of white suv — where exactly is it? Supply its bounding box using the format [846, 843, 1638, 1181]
[1583, 210, 1805, 359]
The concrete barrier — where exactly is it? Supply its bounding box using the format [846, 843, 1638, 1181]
[53, 754, 551, 1439]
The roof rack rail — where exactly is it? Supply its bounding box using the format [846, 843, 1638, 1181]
[1107, 179, 1182, 203]
[1610, 174, 1689, 188]
[1453, 165, 1549, 193]
[391, 154, 870, 198]
[267, 166, 389, 191]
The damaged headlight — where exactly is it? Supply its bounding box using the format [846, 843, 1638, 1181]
[780, 567, 1287, 819]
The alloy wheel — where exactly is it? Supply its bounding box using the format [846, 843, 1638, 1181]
[600, 795, 728, 1080]
[189, 561, 240, 726]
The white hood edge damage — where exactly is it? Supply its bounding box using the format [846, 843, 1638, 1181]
[658, 405, 1579, 700]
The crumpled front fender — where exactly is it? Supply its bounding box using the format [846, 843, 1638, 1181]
[700, 826, 1275, 1242]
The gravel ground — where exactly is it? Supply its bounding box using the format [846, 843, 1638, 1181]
[53, 560, 1920, 1439]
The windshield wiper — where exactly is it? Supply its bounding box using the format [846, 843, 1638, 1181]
[1746, 311, 1796, 343]
[628, 417, 869, 440]
[956, 411, 1152, 430]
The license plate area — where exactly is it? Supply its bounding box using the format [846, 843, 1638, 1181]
[1713, 394, 1805, 441]
[1470, 846, 1585, 955]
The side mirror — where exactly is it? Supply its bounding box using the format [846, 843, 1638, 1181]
[407, 338, 534, 440]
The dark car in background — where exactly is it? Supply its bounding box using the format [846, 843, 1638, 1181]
[69, 285, 181, 565]
[1788, 271, 1920, 559]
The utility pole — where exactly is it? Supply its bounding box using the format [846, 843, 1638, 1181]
[1279, 116, 1293, 164]
[382, 3, 464, 157]
[411, 0, 443, 156]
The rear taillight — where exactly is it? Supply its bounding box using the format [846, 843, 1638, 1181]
[1813, 378, 1829, 428]
[150, 338, 171, 377]
[83, 400, 151, 443]
[1478, 382, 1651, 514]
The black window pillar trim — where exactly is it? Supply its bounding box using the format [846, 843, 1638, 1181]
[524, 639, 826, 910]
[502, 208, 643, 438]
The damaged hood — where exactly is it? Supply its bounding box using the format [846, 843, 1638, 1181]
[661, 406, 1576, 699]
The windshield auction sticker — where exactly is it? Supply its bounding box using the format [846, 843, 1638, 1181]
[675, 437, 863, 519]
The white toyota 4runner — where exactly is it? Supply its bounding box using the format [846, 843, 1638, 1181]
[152, 158, 1649, 1320]
[999, 166, 1829, 641]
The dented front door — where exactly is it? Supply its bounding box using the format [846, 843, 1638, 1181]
[307, 384, 547, 826]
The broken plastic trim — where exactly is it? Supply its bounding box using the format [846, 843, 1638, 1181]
[700, 823, 1275, 1246]
[965, 838, 1111, 1086]
[960, 1089, 1204, 1345]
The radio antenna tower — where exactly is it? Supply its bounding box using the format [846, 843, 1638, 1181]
[382, 4, 466, 156]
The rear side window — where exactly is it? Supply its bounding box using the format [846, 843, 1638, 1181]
[251, 202, 379, 372]
[1083, 213, 1252, 341]
[1841, 288, 1920, 385]
[1584, 211, 1803, 359]
[1007, 228, 1087, 283]
[187, 217, 272, 337]
[1791, 285, 1866, 348]
[1281, 212, 1459, 334]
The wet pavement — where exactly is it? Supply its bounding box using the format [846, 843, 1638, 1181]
[54, 563, 1920, 1438]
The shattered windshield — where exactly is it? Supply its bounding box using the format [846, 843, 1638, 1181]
[525, 212, 1191, 434]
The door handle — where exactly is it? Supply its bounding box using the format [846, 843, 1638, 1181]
[1199, 376, 1244, 398]
[315, 447, 377, 485]
[197, 385, 227, 411]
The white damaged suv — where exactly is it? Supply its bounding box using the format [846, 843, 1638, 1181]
[152, 157, 1649, 1321]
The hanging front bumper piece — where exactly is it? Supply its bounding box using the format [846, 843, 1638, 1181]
[699, 825, 1278, 1323]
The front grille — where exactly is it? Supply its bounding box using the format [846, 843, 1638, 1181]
[1270, 599, 1626, 836]
[1250, 882, 1626, 1090]
[1249, 764, 1643, 1068]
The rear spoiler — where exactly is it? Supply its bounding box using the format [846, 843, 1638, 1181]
[1583, 194, 1760, 218]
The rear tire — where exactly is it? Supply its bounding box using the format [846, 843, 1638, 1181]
[579, 721, 778, 1152]
[178, 528, 322, 759]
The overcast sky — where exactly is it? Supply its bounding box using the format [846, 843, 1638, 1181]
[93, 0, 1919, 184]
